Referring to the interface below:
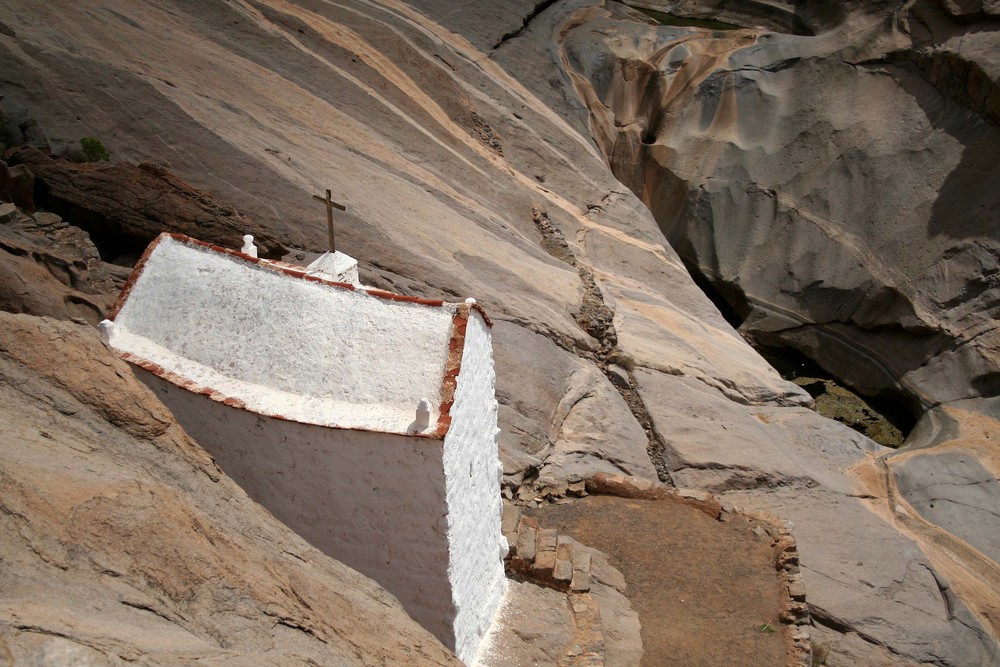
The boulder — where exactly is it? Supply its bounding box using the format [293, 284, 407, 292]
[0, 160, 34, 211]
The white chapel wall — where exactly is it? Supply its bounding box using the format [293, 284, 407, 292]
[442, 310, 506, 664]
[137, 370, 459, 648]
[114, 236, 452, 432]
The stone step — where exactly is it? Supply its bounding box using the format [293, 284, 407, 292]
[503, 501, 590, 594]
[564, 592, 604, 666]
[501, 500, 604, 666]
[501, 500, 522, 552]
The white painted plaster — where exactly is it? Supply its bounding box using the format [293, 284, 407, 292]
[109, 236, 454, 433]
[414, 397, 432, 433]
[111, 236, 505, 663]
[97, 319, 114, 346]
[442, 310, 506, 664]
[241, 234, 258, 258]
[307, 250, 359, 286]
[138, 369, 460, 648]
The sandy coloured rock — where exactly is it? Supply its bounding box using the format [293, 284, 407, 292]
[0, 0, 996, 663]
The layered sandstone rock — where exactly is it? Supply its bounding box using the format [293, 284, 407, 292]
[0, 1, 997, 664]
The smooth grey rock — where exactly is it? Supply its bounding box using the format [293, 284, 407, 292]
[633, 368, 879, 494]
[634, 366, 996, 664]
[493, 320, 657, 487]
[730, 486, 995, 666]
[892, 451, 1000, 564]
[477, 579, 575, 667]
[810, 623, 921, 667]
[560, 4, 1000, 414]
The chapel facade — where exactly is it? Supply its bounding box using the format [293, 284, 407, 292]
[103, 233, 506, 663]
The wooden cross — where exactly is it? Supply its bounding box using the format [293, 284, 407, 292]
[312, 189, 346, 253]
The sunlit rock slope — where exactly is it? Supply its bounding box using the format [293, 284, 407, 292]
[558, 1, 1000, 662]
[1, 1, 998, 665]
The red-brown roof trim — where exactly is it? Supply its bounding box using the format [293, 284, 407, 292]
[108, 232, 493, 439]
[435, 305, 469, 438]
[111, 233, 493, 320]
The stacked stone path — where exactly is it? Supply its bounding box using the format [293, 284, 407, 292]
[502, 501, 604, 666]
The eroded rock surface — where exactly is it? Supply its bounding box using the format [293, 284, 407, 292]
[494, 320, 657, 492]
[561, 0, 1000, 417]
[0, 311, 459, 665]
[5, 147, 287, 262]
[552, 3, 1000, 660]
[0, 203, 118, 324]
[0, 0, 997, 664]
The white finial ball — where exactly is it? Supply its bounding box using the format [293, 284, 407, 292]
[241, 234, 258, 258]
[414, 398, 432, 431]
[465, 297, 477, 305]
[97, 319, 115, 345]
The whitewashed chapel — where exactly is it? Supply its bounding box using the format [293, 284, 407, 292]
[102, 233, 506, 664]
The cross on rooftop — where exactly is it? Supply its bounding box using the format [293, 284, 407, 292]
[312, 189, 346, 253]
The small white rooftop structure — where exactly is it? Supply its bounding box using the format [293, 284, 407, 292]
[105, 233, 506, 664]
[306, 250, 360, 286]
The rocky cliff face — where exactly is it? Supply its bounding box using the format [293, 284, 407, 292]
[0, 1, 998, 665]
[563, 0, 1000, 422]
[556, 2, 1000, 661]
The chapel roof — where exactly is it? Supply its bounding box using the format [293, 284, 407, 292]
[106, 233, 490, 438]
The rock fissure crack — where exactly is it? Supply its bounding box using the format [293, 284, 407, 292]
[119, 599, 184, 625]
[492, 0, 560, 50]
[809, 609, 890, 649]
[268, 616, 328, 644]
[530, 205, 672, 483]
[11, 624, 105, 651]
[917, 562, 956, 622]
[925, 497, 1000, 520]
[672, 462, 818, 492]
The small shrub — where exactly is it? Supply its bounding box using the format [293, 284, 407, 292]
[757, 622, 776, 634]
[80, 136, 110, 162]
